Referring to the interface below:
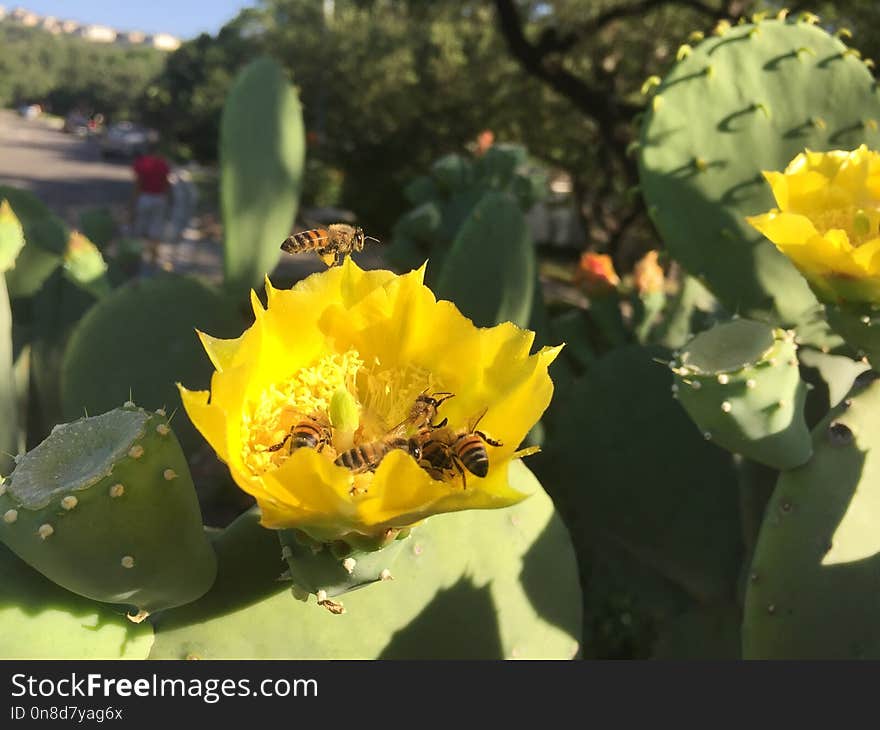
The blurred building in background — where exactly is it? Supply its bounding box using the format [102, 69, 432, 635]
[3, 5, 180, 50]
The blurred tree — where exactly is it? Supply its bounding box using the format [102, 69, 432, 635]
[139, 17, 261, 162]
[0, 22, 164, 120]
[5, 1, 878, 255]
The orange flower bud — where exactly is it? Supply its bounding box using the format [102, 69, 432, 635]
[574, 252, 620, 296]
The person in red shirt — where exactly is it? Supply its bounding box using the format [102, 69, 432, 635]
[131, 143, 171, 266]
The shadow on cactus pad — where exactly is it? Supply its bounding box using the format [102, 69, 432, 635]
[0, 543, 153, 659]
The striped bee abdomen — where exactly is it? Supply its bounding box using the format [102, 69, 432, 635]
[280, 228, 330, 253]
[335, 437, 407, 473]
[291, 421, 325, 449]
[454, 435, 490, 477]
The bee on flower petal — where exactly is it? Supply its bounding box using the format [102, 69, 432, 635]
[334, 434, 421, 473]
[266, 414, 332, 454]
[417, 408, 502, 488]
[280, 224, 380, 267]
[335, 390, 454, 474]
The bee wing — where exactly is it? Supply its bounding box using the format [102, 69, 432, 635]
[468, 406, 489, 433]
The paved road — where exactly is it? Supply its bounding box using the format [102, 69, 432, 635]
[0, 110, 230, 280]
[0, 109, 401, 283]
[0, 110, 133, 224]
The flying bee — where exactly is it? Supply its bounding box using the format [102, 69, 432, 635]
[417, 408, 502, 489]
[280, 224, 380, 267]
[334, 434, 421, 474]
[266, 414, 332, 453]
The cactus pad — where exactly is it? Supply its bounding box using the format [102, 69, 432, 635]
[60, 274, 242, 454]
[673, 319, 812, 469]
[435, 191, 535, 328]
[148, 463, 582, 659]
[744, 373, 880, 658]
[639, 18, 880, 324]
[221, 57, 304, 294]
[279, 528, 409, 600]
[0, 406, 216, 614]
[0, 543, 154, 658]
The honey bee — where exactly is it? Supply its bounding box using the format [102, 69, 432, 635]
[280, 224, 380, 267]
[405, 390, 455, 432]
[334, 434, 422, 473]
[334, 391, 454, 474]
[417, 408, 502, 488]
[266, 415, 332, 453]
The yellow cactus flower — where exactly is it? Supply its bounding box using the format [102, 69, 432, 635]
[746, 145, 880, 304]
[179, 259, 560, 543]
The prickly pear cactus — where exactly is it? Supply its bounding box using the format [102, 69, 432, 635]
[535, 345, 742, 604]
[279, 528, 409, 600]
[434, 191, 535, 328]
[638, 16, 880, 325]
[743, 372, 880, 658]
[672, 318, 812, 469]
[0, 543, 154, 659]
[221, 57, 305, 295]
[0, 406, 216, 615]
[389, 145, 546, 275]
[149, 463, 582, 659]
[60, 274, 242, 454]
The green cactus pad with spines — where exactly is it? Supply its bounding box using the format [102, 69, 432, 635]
[0, 543, 154, 659]
[0, 406, 216, 614]
[278, 528, 409, 599]
[638, 18, 880, 325]
[435, 191, 535, 328]
[60, 274, 242, 454]
[148, 462, 582, 659]
[824, 303, 880, 367]
[743, 373, 880, 658]
[673, 319, 812, 469]
[533, 345, 741, 603]
[221, 57, 304, 295]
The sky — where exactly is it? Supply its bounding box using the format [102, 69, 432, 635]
[11, 1, 250, 39]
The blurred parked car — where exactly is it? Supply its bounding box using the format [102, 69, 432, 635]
[64, 111, 90, 136]
[99, 122, 158, 159]
[18, 104, 42, 119]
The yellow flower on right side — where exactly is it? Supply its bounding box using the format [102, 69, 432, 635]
[746, 145, 880, 304]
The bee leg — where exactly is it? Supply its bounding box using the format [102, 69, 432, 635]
[265, 433, 291, 452]
[453, 457, 467, 490]
[430, 417, 448, 429]
[475, 430, 503, 447]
